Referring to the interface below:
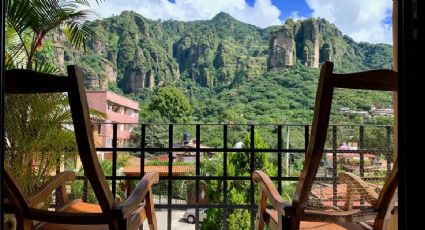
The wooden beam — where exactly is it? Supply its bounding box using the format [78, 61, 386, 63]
[386, 2, 399, 230]
[392, 0, 398, 162]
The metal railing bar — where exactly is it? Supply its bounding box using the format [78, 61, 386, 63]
[386, 126, 392, 174]
[195, 124, 200, 229]
[332, 125, 338, 207]
[153, 203, 372, 209]
[277, 125, 283, 193]
[140, 124, 146, 177]
[93, 175, 388, 181]
[93, 122, 393, 127]
[167, 124, 173, 230]
[250, 125, 255, 230]
[96, 147, 392, 154]
[223, 124, 228, 230]
[359, 126, 365, 206]
[95, 147, 308, 152]
[112, 123, 117, 197]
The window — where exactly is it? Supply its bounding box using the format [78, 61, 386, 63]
[105, 137, 112, 147]
[107, 102, 119, 112]
[128, 109, 134, 117]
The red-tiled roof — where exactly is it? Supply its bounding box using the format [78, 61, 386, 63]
[123, 156, 194, 176]
[123, 165, 194, 176]
[326, 153, 377, 160]
[310, 184, 375, 207]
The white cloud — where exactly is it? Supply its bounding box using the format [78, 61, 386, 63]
[305, 0, 393, 44]
[89, 0, 283, 28]
[288, 11, 306, 21]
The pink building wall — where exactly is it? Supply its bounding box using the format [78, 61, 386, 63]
[86, 91, 139, 148]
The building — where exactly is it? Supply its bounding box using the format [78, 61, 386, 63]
[371, 107, 394, 116]
[86, 90, 139, 160]
[324, 142, 384, 174]
[172, 133, 214, 163]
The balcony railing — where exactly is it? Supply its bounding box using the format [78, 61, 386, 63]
[79, 123, 393, 230]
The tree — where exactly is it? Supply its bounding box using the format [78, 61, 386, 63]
[201, 130, 273, 230]
[4, 0, 101, 195]
[5, 0, 99, 71]
[149, 86, 194, 123]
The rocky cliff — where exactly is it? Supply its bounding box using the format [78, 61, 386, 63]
[268, 19, 339, 71]
[52, 12, 392, 92]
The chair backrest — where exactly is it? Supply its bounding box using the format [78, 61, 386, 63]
[293, 61, 398, 225]
[4, 66, 114, 217]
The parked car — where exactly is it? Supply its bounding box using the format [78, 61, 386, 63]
[183, 208, 208, 223]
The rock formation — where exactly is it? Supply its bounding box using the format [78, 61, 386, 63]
[267, 20, 296, 71]
[268, 19, 321, 71]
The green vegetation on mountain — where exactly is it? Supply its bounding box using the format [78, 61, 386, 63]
[149, 86, 194, 123]
[49, 10, 393, 126]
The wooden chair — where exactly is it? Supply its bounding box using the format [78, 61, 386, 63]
[3, 66, 159, 230]
[253, 61, 398, 230]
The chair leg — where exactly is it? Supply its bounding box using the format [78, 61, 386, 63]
[255, 211, 265, 230]
[15, 217, 33, 230]
[145, 189, 157, 230]
[255, 191, 267, 230]
[289, 217, 300, 230]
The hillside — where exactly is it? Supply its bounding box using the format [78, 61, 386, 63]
[49, 11, 394, 124]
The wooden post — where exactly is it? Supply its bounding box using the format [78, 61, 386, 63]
[392, 0, 398, 161]
[387, 1, 398, 230]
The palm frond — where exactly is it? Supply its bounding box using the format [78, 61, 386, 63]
[64, 22, 95, 51]
[6, 0, 34, 35]
[89, 108, 107, 119]
[32, 61, 60, 74]
[5, 54, 17, 70]
[7, 0, 96, 63]
[75, 0, 104, 7]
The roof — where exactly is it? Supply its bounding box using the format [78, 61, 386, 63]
[123, 156, 195, 176]
[173, 139, 212, 149]
[326, 153, 377, 160]
[123, 165, 195, 176]
[310, 183, 382, 208]
[86, 90, 139, 111]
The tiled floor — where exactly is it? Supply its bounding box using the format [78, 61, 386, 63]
[142, 209, 195, 230]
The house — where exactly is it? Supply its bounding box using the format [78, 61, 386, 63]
[86, 90, 139, 160]
[371, 107, 394, 116]
[172, 132, 214, 163]
[325, 142, 384, 174]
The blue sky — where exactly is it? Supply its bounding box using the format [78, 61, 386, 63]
[270, 0, 312, 21]
[88, 0, 393, 44]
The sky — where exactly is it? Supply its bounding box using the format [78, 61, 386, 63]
[86, 0, 393, 44]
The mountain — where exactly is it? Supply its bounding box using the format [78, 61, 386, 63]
[52, 11, 392, 93]
[47, 11, 393, 124]
[268, 18, 392, 72]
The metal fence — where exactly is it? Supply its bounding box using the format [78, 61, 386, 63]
[79, 123, 393, 230]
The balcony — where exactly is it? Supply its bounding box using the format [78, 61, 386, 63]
[75, 122, 394, 230]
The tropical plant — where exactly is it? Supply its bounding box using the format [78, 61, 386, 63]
[5, 0, 99, 71]
[4, 0, 101, 195]
[201, 130, 275, 229]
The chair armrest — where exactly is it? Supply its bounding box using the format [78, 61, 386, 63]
[338, 172, 379, 209]
[115, 172, 159, 218]
[303, 208, 377, 223]
[252, 170, 288, 213]
[28, 171, 76, 206]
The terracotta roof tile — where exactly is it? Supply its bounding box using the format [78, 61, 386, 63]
[123, 165, 195, 176]
[310, 184, 377, 207]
